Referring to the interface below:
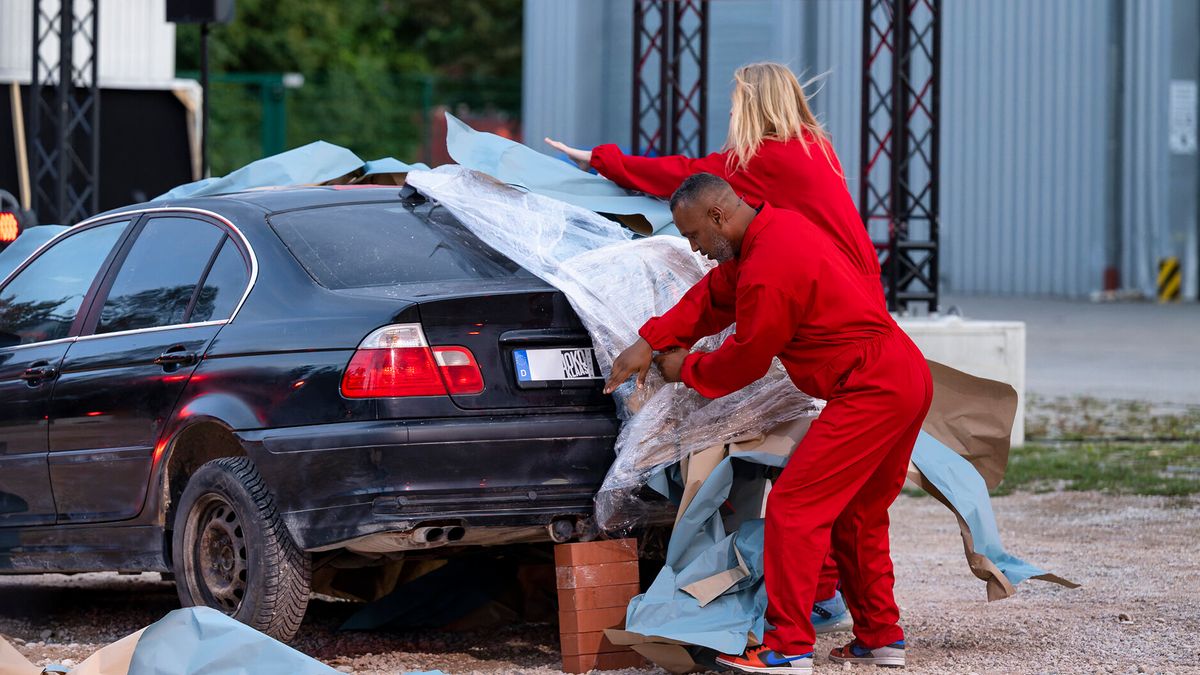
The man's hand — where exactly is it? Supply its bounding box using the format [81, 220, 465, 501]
[654, 348, 687, 383]
[604, 338, 653, 394]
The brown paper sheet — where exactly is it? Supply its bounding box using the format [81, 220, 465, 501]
[1, 628, 143, 675]
[0, 636, 40, 675]
[675, 444, 727, 525]
[905, 463, 1080, 600]
[679, 544, 750, 607]
[605, 629, 705, 674]
[923, 359, 1018, 489]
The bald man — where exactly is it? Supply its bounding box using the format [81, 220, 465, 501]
[605, 173, 931, 674]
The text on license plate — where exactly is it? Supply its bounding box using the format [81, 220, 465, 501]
[513, 348, 601, 382]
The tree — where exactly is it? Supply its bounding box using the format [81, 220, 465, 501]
[176, 0, 523, 172]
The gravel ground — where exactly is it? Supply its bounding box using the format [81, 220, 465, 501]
[2, 491, 1198, 674]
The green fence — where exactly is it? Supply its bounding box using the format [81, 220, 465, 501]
[180, 71, 521, 176]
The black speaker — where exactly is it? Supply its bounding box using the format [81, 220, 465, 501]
[166, 0, 235, 24]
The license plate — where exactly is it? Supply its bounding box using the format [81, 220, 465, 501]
[513, 347, 601, 382]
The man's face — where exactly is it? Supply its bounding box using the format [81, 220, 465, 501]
[674, 202, 736, 263]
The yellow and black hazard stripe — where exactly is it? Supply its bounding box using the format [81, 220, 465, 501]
[1157, 257, 1182, 303]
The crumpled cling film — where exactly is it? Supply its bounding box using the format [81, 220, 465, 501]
[405, 166, 820, 530]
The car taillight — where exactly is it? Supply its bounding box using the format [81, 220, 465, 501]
[433, 346, 484, 394]
[341, 324, 484, 398]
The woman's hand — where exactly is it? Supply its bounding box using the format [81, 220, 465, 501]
[604, 338, 653, 394]
[545, 137, 592, 170]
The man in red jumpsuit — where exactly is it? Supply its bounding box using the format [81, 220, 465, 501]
[605, 174, 932, 674]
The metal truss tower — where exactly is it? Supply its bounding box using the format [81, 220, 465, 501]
[631, 0, 709, 157]
[30, 0, 100, 225]
[860, 0, 941, 313]
[633, 0, 942, 313]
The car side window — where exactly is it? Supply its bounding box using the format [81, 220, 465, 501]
[95, 217, 225, 335]
[0, 221, 128, 348]
[189, 236, 250, 323]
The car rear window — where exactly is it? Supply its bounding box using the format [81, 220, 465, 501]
[269, 203, 532, 290]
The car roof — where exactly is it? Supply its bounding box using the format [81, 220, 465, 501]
[97, 185, 413, 222]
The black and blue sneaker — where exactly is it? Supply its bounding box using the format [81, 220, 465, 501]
[828, 639, 906, 668]
[715, 644, 814, 674]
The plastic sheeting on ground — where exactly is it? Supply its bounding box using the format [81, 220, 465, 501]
[0, 607, 447, 675]
[443, 113, 676, 236]
[152, 141, 430, 202]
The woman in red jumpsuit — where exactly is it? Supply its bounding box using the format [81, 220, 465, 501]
[546, 61, 881, 301]
[548, 61, 874, 630]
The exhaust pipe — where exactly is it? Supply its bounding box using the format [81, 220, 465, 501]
[339, 520, 468, 553]
[412, 526, 446, 544]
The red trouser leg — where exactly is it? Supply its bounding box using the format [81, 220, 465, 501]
[762, 335, 932, 655]
[831, 405, 927, 647]
[815, 553, 840, 601]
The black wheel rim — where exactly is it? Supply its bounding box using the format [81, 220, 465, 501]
[187, 493, 248, 614]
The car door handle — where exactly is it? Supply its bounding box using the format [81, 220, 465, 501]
[19, 364, 59, 383]
[154, 351, 197, 367]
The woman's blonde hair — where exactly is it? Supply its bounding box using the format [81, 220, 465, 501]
[724, 62, 834, 173]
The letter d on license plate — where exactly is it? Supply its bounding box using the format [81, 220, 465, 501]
[513, 347, 600, 382]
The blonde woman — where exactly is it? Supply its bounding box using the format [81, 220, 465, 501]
[546, 61, 880, 297]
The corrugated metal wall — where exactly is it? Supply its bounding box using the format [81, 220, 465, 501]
[940, 0, 1110, 297]
[1120, 0, 1174, 296]
[523, 0, 631, 150]
[524, 0, 1184, 299]
[0, 0, 176, 86]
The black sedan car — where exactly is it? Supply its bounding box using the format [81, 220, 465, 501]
[0, 186, 624, 640]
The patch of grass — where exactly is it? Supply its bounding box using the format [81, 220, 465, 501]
[992, 442, 1200, 497]
[1024, 394, 1200, 442]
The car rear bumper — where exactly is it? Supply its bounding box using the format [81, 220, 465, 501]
[237, 412, 622, 551]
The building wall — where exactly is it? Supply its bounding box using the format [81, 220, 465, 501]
[523, 0, 1196, 300]
[0, 0, 176, 87]
[939, 0, 1110, 297]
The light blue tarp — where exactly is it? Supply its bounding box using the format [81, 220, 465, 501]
[362, 156, 431, 177]
[443, 113, 677, 235]
[152, 141, 429, 202]
[910, 432, 1047, 585]
[626, 452, 784, 654]
[624, 434, 1050, 653]
[127, 607, 445, 675]
[150, 113, 670, 234]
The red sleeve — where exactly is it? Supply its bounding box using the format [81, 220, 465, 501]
[679, 283, 797, 399]
[590, 144, 731, 199]
[638, 262, 737, 351]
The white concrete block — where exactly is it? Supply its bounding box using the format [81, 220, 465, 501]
[897, 316, 1026, 446]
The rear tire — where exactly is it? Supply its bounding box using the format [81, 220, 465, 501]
[172, 456, 311, 642]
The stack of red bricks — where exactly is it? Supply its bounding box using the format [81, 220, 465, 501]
[554, 538, 645, 673]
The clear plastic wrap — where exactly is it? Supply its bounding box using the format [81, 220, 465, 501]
[406, 166, 820, 531]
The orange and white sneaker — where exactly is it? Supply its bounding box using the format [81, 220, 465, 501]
[715, 644, 814, 674]
[828, 640, 906, 668]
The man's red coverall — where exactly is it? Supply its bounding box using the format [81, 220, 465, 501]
[638, 203, 932, 654]
[593, 139, 882, 599]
